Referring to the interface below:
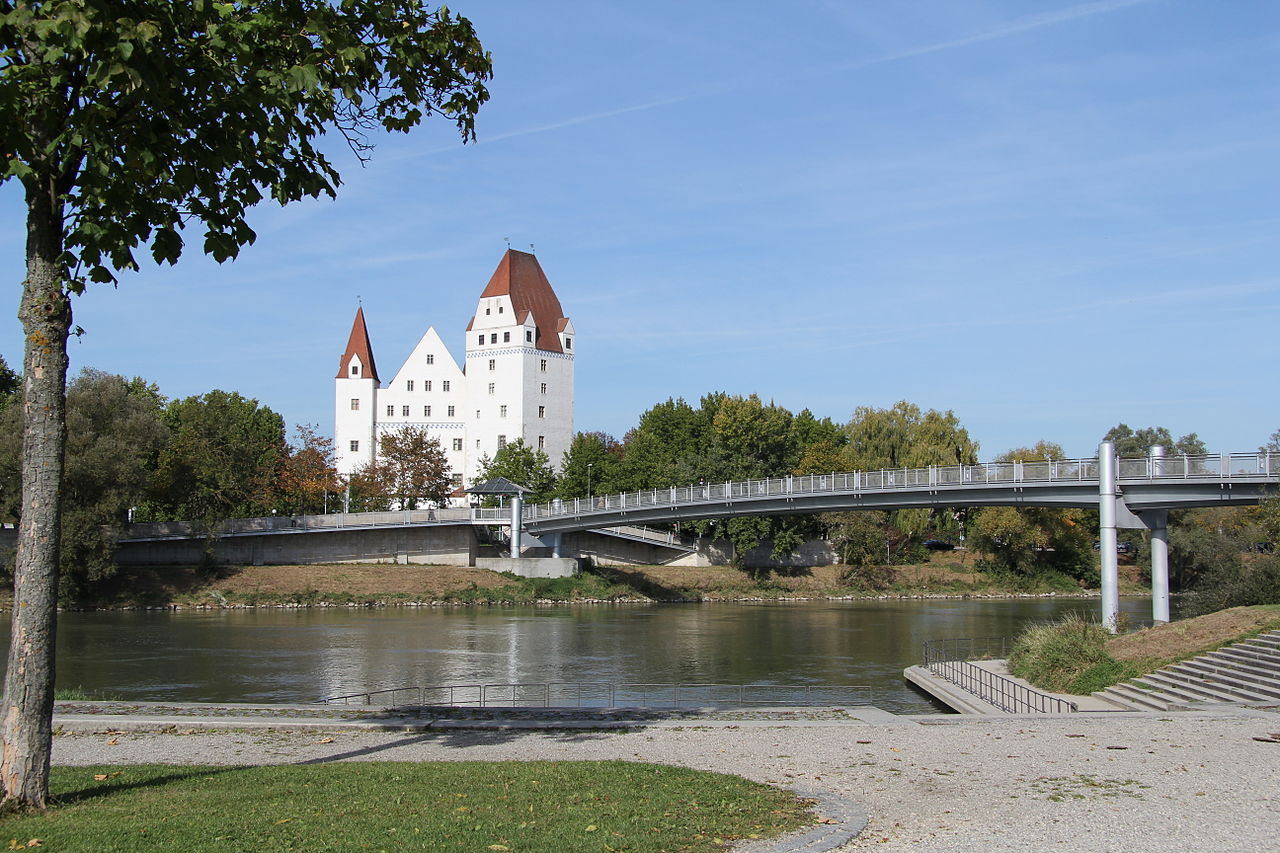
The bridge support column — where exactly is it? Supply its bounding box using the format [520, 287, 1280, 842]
[548, 532, 562, 559]
[1148, 445, 1170, 624]
[510, 494, 523, 559]
[1098, 441, 1119, 631]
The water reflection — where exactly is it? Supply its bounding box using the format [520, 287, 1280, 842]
[11, 598, 1158, 714]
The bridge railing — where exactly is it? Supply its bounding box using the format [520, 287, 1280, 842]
[922, 638, 1078, 714]
[317, 681, 876, 709]
[528, 452, 1278, 520]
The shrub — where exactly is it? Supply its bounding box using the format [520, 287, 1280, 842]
[1008, 613, 1137, 694]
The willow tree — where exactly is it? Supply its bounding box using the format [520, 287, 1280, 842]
[0, 0, 490, 807]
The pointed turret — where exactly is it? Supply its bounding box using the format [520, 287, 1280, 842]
[336, 306, 380, 382]
[477, 250, 568, 352]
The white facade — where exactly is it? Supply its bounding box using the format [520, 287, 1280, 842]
[334, 250, 575, 490]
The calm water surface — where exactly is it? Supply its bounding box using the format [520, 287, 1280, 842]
[15, 597, 1158, 714]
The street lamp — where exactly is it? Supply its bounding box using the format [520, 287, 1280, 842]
[587, 462, 593, 500]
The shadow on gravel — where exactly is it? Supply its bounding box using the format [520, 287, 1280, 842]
[294, 727, 620, 764]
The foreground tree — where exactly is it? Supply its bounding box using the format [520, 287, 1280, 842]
[474, 439, 556, 503]
[277, 424, 340, 515]
[1, 0, 490, 807]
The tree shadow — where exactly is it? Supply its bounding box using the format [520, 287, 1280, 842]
[51, 765, 235, 806]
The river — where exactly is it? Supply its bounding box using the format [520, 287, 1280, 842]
[17, 597, 1165, 714]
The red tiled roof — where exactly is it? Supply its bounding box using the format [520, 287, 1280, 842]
[336, 306, 380, 382]
[478, 250, 567, 353]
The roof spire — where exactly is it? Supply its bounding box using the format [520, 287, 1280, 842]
[336, 305, 380, 381]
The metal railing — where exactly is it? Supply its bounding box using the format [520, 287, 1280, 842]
[529, 452, 1280, 521]
[318, 681, 875, 709]
[922, 637, 1077, 714]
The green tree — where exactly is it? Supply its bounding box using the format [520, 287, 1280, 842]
[474, 439, 556, 503]
[1103, 424, 1207, 458]
[1, 0, 490, 806]
[0, 355, 17, 403]
[0, 369, 168, 597]
[556, 432, 622, 500]
[969, 443, 1094, 580]
[143, 391, 287, 523]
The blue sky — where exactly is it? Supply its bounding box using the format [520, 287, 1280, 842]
[2, 0, 1278, 461]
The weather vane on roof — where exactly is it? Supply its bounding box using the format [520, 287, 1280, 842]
[529, 243, 535, 253]
[503, 236, 510, 248]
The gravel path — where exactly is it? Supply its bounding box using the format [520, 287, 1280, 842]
[54, 710, 1280, 852]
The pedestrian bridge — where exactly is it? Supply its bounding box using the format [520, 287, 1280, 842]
[521, 451, 1279, 535]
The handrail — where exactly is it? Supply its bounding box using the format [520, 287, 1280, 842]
[122, 451, 1279, 540]
[533, 451, 1279, 520]
[922, 637, 1078, 714]
[317, 680, 875, 709]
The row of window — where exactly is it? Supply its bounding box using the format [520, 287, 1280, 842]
[358, 399, 550, 420]
[349, 435, 546, 454]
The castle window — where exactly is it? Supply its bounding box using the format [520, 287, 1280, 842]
[350, 440, 359, 452]
[406, 380, 414, 392]
[351, 398, 360, 410]
[478, 335, 484, 346]
[490, 333, 497, 344]
[498, 435, 506, 449]
[386, 405, 394, 417]
[537, 435, 545, 450]
[401, 405, 409, 417]
[540, 383, 546, 395]
[540, 359, 547, 372]
[424, 405, 431, 417]
[425, 380, 432, 392]
[476, 439, 481, 449]
[565, 337, 572, 349]
[442, 381, 450, 392]
[488, 383, 495, 395]
[488, 359, 495, 371]
[503, 332, 510, 342]
[351, 365, 359, 376]
[538, 406, 545, 419]
[498, 305, 503, 313]
[500, 405, 507, 417]
[426, 354, 434, 365]
[485, 307, 490, 315]
[526, 330, 533, 343]
[452, 438, 463, 451]
[447, 405, 455, 417]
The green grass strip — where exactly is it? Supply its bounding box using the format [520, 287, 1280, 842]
[1, 761, 812, 852]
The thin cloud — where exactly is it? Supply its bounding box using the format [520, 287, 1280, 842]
[830, 0, 1162, 73]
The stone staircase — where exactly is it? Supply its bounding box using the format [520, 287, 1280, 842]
[1094, 630, 1280, 710]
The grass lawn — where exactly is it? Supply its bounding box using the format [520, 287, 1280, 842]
[0, 761, 812, 852]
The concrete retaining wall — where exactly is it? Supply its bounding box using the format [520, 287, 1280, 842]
[477, 557, 579, 579]
[116, 525, 477, 567]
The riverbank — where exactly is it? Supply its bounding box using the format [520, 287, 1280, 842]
[56, 553, 1147, 609]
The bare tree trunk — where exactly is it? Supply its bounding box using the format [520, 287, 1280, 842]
[1, 175, 70, 809]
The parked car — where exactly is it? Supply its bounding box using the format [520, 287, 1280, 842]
[922, 539, 955, 551]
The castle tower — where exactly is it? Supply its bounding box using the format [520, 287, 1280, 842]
[464, 250, 575, 481]
[332, 249, 575, 492]
[334, 306, 379, 475]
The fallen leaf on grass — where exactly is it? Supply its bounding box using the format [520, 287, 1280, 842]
[92, 773, 121, 781]
[487, 846, 509, 851]
[275, 819, 292, 825]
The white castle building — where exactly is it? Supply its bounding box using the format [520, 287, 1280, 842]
[334, 249, 575, 489]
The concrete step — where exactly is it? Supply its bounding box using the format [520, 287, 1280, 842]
[1093, 683, 1176, 711]
[1171, 660, 1280, 700]
[1238, 636, 1280, 655]
[1204, 647, 1280, 675]
[1141, 670, 1274, 704]
[1131, 673, 1226, 706]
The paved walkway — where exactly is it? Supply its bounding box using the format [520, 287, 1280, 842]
[49, 700, 1280, 852]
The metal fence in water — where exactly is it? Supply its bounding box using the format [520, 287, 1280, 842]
[318, 681, 876, 709]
